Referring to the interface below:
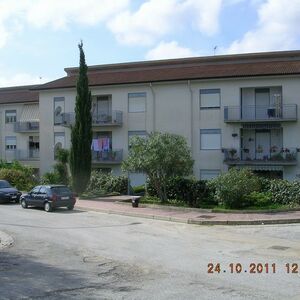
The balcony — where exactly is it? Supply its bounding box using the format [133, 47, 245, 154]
[14, 121, 39, 132]
[62, 111, 123, 127]
[224, 104, 297, 123]
[16, 149, 40, 161]
[223, 148, 298, 166]
[92, 149, 123, 164]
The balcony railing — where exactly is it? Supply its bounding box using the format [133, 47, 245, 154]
[224, 104, 297, 122]
[92, 149, 123, 164]
[62, 111, 123, 127]
[8, 149, 40, 161]
[223, 147, 298, 165]
[14, 121, 39, 132]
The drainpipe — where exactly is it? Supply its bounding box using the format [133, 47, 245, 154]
[187, 80, 193, 152]
[149, 82, 156, 132]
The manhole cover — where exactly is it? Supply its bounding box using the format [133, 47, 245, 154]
[269, 245, 290, 251]
[197, 215, 215, 219]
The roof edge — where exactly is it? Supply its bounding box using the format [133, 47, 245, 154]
[64, 50, 300, 75]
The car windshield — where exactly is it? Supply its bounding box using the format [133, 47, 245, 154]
[51, 187, 71, 195]
[0, 181, 12, 188]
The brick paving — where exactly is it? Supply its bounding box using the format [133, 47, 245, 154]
[76, 198, 300, 225]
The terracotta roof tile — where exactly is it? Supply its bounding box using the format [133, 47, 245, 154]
[36, 51, 300, 90]
[0, 85, 39, 104]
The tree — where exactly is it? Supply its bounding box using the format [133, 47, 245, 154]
[122, 132, 194, 202]
[69, 41, 92, 193]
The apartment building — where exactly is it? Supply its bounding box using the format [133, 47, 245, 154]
[32, 50, 300, 184]
[0, 85, 40, 174]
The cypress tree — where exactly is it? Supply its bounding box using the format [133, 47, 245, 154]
[70, 41, 92, 193]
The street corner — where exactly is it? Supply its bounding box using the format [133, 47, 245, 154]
[0, 230, 14, 250]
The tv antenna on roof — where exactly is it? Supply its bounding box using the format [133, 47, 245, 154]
[213, 46, 218, 56]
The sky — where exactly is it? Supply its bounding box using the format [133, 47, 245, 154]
[0, 0, 300, 87]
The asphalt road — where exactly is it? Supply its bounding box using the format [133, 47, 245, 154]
[0, 204, 299, 300]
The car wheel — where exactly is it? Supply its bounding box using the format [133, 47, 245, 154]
[44, 202, 52, 212]
[21, 199, 27, 209]
[67, 205, 74, 210]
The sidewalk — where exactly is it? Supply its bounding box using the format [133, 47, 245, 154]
[75, 198, 300, 225]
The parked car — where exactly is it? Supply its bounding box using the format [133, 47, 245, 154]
[20, 185, 76, 212]
[0, 180, 22, 204]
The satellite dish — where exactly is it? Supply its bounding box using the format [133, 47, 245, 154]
[55, 106, 62, 116]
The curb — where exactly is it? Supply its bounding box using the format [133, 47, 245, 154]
[77, 206, 188, 224]
[0, 231, 14, 250]
[188, 218, 300, 226]
[76, 205, 300, 226]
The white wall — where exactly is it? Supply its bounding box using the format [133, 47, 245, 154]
[39, 75, 300, 181]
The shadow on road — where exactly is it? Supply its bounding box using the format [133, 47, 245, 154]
[0, 251, 138, 299]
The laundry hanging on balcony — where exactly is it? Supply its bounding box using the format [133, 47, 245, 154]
[91, 138, 110, 152]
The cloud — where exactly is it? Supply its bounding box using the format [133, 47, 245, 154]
[0, 72, 51, 88]
[145, 41, 198, 60]
[108, 0, 222, 46]
[26, 0, 130, 29]
[226, 0, 300, 53]
[0, 0, 130, 48]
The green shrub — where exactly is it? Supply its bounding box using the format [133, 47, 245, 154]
[40, 171, 62, 185]
[208, 169, 261, 209]
[132, 185, 145, 195]
[268, 179, 300, 205]
[86, 170, 128, 195]
[53, 162, 70, 185]
[244, 191, 273, 207]
[0, 168, 36, 191]
[147, 176, 213, 207]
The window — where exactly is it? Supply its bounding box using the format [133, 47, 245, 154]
[54, 132, 65, 159]
[200, 129, 221, 150]
[128, 131, 148, 149]
[39, 186, 47, 194]
[128, 92, 146, 113]
[5, 110, 17, 123]
[200, 89, 220, 109]
[54, 97, 65, 125]
[31, 186, 40, 194]
[5, 136, 17, 150]
[200, 169, 220, 180]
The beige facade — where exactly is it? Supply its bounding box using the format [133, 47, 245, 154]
[2, 51, 300, 183]
[38, 74, 300, 183]
[0, 102, 40, 171]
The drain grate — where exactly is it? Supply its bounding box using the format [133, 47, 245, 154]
[269, 245, 290, 251]
[196, 215, 215, 219]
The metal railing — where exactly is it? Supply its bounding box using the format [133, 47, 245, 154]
[62, 111, 123, 127]
[6, 149, 40, 161]
[224, 104, 297, 122]
[14, 121, 39, 132]
[92, 149, 123, 163]
[223, 147, 298, 164]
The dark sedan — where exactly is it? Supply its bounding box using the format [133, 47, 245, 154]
[0, 180, 22, 204]
[20, 185, 76, 212]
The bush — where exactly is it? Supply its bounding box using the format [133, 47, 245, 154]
[85, 170, 128, 196]
[208, 169, 261, 209]
[132, 185, 145, 195]
[147, 176, 213, 207]
[244, 191, 273, 207]
[268, 179, 300, 206]
[0, 168, 36, 191]
[40, 171, 62, 185]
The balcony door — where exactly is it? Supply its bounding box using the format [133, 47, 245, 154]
[256, 130, 270, 160]
[255, 88, 270, 120]
[96, 95, 112, 122]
